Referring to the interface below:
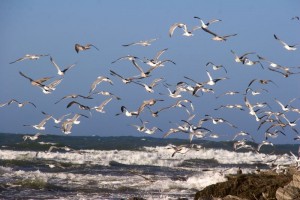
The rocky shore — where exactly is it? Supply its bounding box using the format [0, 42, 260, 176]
[194, 167, 300, 200]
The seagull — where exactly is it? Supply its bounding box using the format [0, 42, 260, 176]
[50, 56, 76, 76]
[132, 78, 163, 93]
[115, 106, 138, 117]
[214, 104, 244, 111]
[268, 67, 300, 78]
[206, 62, 227, 73]
[91, 98, 113, 113]
[202, 27, 237, 41]
[131, 60, 149, 78]
[143, 126, 163, 135]
[2, 99, 36, 108]
[291, 16, 300, 20]
[23, 133, 42, 141]
[60, 114, 88, 134]
[257, 55, 283, 69]
[109, 70, 139, 84]
[75, 43, 99, 53]
[257, 140, 274, 152]
[9, 54, 49, 64]
[244, 96, 260, 121]
[131, 119, 148, 132]
[55, 94, 93, 104]
[92, 91, 121, 100]
[242, 57, 264, 69]
[89, 76, 113, 94]
[66, 101, 91, 111]
[230, 50, 255, 63]
[111, 55, 141, 64]
[233, 139, 247, 150]
[19, 71, 51, 88]
[232, 131, 254, 141]
[205, 70, 228, 86]
[143, 48, 168, 67]
[42, 78, 63, 94]
[193, 16, 222, 29]
[145, 59, 176, 75]
[166, 144, 191, 157]
[247, 78, 278, 88]
[169, 23, 193, 37]
[203, 114, 238, 128]
[137, 99, 164, 117]
[274, 98, 296, 112]
[122, 38, 158, 47]
[245, 88, 269, 96]
[216, 91, 239, 99]
[23, 115, 52, 130]
[265, 129, 285, 140]
[281, 114, 300, 127]
[42, 111, 71, 124]
[274, 34, 299, 51]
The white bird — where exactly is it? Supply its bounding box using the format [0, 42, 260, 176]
[41, 111, 71, 124]
[143, 127, 163, 135]
[230, 50, 255, 63]
[232, 131, 254, 141]
[50, 56, 76, 76]
[193, 16, 222, 29]
[206, 62, 227, 73]
[202, 27, 237, 41]
[23, 115, 52, 130]
[169, 23, 193, 37]
[115, 106, 138, 117]
[92, 91, 121, 100]
[244, 96, 260, 121]
[10, 54, 49, 64]
[89, 76, 113, 94]
[23, 133, 42, 141]
[257, 140, 274, 152]
[1, 99, 37, 108]
[122, 38, 158, 47]
[91, 98, 113, 113]
[274, 98, 296, 112]
[205, 71, 228, 86]
[274, 34, 299, 51]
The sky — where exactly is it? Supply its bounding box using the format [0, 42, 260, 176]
[0, 0, 299, 144]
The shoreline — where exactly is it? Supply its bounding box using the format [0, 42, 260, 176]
[194, 167, 299, 200]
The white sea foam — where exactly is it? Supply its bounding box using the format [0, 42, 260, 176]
[0, 146, 294, 168]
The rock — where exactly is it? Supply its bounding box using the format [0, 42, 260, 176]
[276, 172, 300, 200]
[194, 172, 292, 200]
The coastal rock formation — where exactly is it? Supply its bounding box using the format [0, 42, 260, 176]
[194, 172, 293, 200]
[276, 173, 300, 200]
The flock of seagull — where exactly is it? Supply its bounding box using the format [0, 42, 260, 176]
[1, 15, 300, 158]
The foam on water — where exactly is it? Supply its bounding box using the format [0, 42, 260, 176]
[0, 146, 296, 199]
[0, 146, 294, 167]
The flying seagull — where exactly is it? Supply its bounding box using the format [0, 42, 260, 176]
[122, 38, 158, 47]
[89, 76, 113, 94]
[50, 56, 76, 76]
[274, 34, 299, 51]
[55, 94, 93, 104]
[75, 43, 99, 53]
[202, 27, 237, 41]
[9, 54, 49, 64]
[169, 23, 193, 37]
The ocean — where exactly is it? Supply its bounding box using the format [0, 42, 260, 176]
[0, 133, 298, 200]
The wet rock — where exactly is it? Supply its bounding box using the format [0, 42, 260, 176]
[194, 172, 292, 200]
[276, 173, 300, 200]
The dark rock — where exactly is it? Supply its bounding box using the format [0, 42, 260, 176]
[194, 172, 292, 200]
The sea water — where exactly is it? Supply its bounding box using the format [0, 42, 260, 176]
[0, 133, 298, 199]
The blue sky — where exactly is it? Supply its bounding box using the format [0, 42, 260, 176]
[0, 0, 299, 144]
